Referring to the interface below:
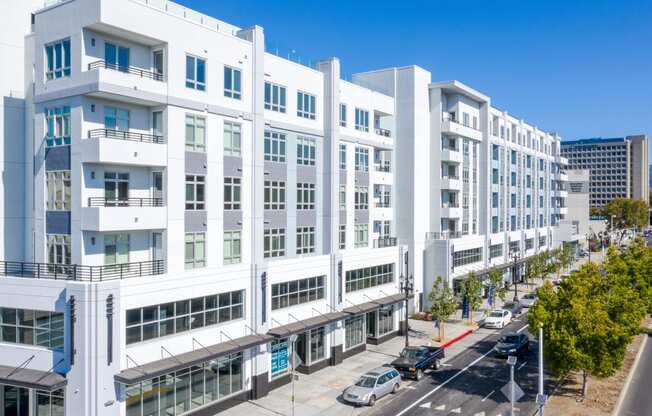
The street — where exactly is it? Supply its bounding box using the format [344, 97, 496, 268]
[363, 317, 556, 416]
[618, 333, 652, 416]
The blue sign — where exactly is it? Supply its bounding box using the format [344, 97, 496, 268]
[271, 340, 288, 375]
[487, 286, 494, 307]
[462, 297, 470, 320]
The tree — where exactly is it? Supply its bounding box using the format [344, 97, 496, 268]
[602, 238, 652, 314]
[559, 243, 573, 273]
[488, 268, 507, 307]
[427, 276, 458, 341]
[458, 272, 483, 324]
[602, 198, 649, 244]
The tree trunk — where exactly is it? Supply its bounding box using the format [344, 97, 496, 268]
[581, 370, 588, 399]
[439, 321, 445, 342]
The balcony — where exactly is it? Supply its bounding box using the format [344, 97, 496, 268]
[441, 147, 463, 164]
[375, 127, 392, 138]
[84, 60, 167, 104]
[88, 61, 164, 82]
[374, 162, 391, 173]
[82, 198, 166, 232]
[81, 129, 167, 167]
[374, 200, 391, 209]
[440, 203, 462, 218]
[373, 237, 397, 248]
[441, 118, 482, 141]
[441, 176, 461, 190]
[426, 231, 462, 240]
[0, 260, 165, 282]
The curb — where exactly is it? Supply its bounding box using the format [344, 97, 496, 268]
[612, 332, 648, 416]
[440, 328, 475, 349]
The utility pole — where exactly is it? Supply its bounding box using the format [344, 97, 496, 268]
[399, 251, 413, 348]
[538, 324, 546, 416]
[511, 252, 519, 302]
[289, 334, 298, 416]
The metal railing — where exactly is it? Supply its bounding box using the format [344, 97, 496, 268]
[374, 163, 391, 172]
[426, 231, 463, 240]
[88, 60, 164, 81]
[442, 175, 460, 180]
[0, 260, 166, 282]
[373, 237, 397, 248]
[375, 201, 391, 208]
[441, 202, 460, 208]
[88, 197, 164, 207]
[88, 128, 165, 144]
[375, 128, 391, 138]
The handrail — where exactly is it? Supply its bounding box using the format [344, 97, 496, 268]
[374, 163, 391, 172]
[87, 197, 164, 207]
[0, 260, 166, 282]
[88, 60, 164, 81]
[373, 237, 397, 248]
[88, 128, 164, 144]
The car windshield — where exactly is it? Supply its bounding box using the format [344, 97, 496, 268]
[355, 376, 377, 388]
[524, 294, 535, 299]
[400, 349, 423, 360]
[500, 335, 520, 343]
[490, 311, 503, 318]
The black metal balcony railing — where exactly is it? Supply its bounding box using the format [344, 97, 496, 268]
[375, 128, 391, 137]
[87, 197, 164, 207]
[0, 260, 165, 282]
[88, 128, 165, 144]
[373, 237, 397, 248]
[374, 163, 391, 172]
[441, 202, 460, 208]
[88, 60, 164, 81]
[375, 201, 391, 208]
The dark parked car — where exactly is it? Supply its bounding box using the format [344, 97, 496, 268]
[502, 301, 523, 316]
[390, 346, 445, 380]
[494, 333, 529, 357]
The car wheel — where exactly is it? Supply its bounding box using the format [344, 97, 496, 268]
[368, 395, 376, 406]
[416, 369, 424, 381]
[392, 383, 399, 394]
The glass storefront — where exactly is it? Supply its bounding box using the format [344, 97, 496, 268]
[1, 385, 64, 416]
[344, 316, 365, 349]
[270, 339, 289, 377]
[378, 306, 394, 336]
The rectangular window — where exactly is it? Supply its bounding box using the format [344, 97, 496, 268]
[105, 42, 129, 70]
[511, 172, 517, 186]
[339, 144, 347, 169]
[224, 177, 241, 210]
[511, 150, 517, 165]
[296, 183, 315, 210]
[492, 192, 499, 208]
[492, 144, 500, 161]
[355, 108, 369, 132]
[339, 225, 346, 249]
[490, 244, 503, 259]
[223, 231, 241, 265]
[47, 234, 71, 266]
[185, 114, 206, 152]
[104, 234, 129, 266]
[125, 290, 244, 344]
[492, 168, 499, 185]
[264, 82, 286, 113]
[354, 224, 368, 248]
[45, 106, 71, 147]
[309, 327, 326, 363]
[185, 175, 205, 210]
[452, 247, 482, 267]
[264, 228, 285, 258]
[46, 171, 71, 210]
[339, 103, 347, 127]
[378, 306, 394, 336]
[264, 131, 286, 162]
[223, 66, 241, 99]
[462, 112, 470, 127]
[45, 38, 71, 80]
[104, 106, 130, 131]
[491, 216, 499, 233]
[296, 137, 316, 166]
[354, 186, 368, 210]
[354, 147, 369, 172]
[0, 307, 64, 349]
[271, 276, 325, 310]
[526, 238, 534, 250]
[297, 91, 316, 119]
[185, 55, 206, 91]
[224, 122, 242, 156]
[185, 232, 206, 269]
[345, 315, 364, 349]
[509, 241, 519, 255]
[296, 226, 315, 254]
[264, 181, 286, 210]
[345, 263, 394, 292]
[339, 185, 346, 209]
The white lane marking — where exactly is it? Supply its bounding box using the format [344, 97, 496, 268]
[434, 404, 446, 411]
[440, 363, 453, 367]
[518, 361, 527, 370]
[481, 389, 495, 402]
[395, 322, 530, 416]
[405, 385, 417, 390]
[418, 402, 431, 408]
[474, 412, 486, 416]
[450, 407, 461, 413]
[517, 324, 529, 333]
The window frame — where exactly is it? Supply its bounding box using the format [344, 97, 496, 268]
[185, 54, 206, 91]
[185, 232, 206, 269]
[223, 121, 242, 156]
[264, 82, 287, 113]
[296, 226, 316, 255]
[46, 171, 71, 211]
[264, 180, 286, 210]
[223, 231, 242, 265]
[45, 38, 71, 80]
[296, 137, 316, 166]
[185, 175, 206, 210]
[185, 114, 206, 152]
[264, 228, 286, 258]
[297, 91, 317, 119]
[223, 66, 242, 99]
[224, 177, 242, 210]
[264, 131, 286, 163]
[296, 183, 316, 210]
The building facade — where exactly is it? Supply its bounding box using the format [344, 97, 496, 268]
[561, 135, 649, 208]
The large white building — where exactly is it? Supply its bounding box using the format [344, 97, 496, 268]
[0, 1, 569, 415]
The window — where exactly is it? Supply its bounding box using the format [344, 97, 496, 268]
[47, 235, 71, 266]
[296, 226, 315, 254]
[509, 241, 520, 255]
[309, 327, 326, 362]
[297, 137, 316, 166]
[297, 91, 316, 119]
[46, 171, 71, 210]
[185, 175, 205, 210]
[271, 276, 325, 310]
[185, 232, 205, 269]
[223, 122, 242, 156]
[339, 185, 346, 209]
[45, 106, 71, 147]
[339, 104, 347, 127]
[511, 193, 516, 208]
[36, 390, 65, 416]
[264, 181, 286, 210]
[185, 114, 206, 152]
[125, 290, 244, 344]
[452, 247, 482, 267]
[45, 38, 70, 80]
[354, 186, 368, 210]
[105, 42, 129, 70]
[345, 263, 394, 292]
[378, 306, 394, 336]
[490, 244, 503, 259]
[355, 108, 369, 132]
[345, 315, 364, 349]
[339, 224, 346, 249]
[224, 177, 241, 210]
[526, 238, 534, 250]
[492, 144, 500, 161]
[539, 236, 547, 247]
[0, 307, 64, 349]
[354, 224, 368, 248]
[104, 106, 129, 131]
[492, 216, 499, 233]
[264, 82, 286, 113]
[511, 150, 517, 165]
[472, 116, 478, 130]
[339, 144, 347, 169]
[297, 183, 315, 210]
[526, 195, 531, 208]
[492, 168, 499, 185]
[104, 234, 129, 265]
[223, 66, 241, 99]
[185, 55, 206, 91]
[224, 231, 241, 264]
[462, 112, 469, 127]
[264, 228, 285, 258]
[511, 172, 517, 186]
[492, 192, 499, 208]
[355, 147, 369, 171]
[264, 131, 286, 162]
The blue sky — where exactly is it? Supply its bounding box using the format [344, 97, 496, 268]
[176, 0, 652, 161]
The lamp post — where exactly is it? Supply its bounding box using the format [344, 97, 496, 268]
[399, 253, 413, 348]
[585, 232, 591, 262]
[511, 252, 520, 302]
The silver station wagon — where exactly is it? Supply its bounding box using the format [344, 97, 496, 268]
[342, 366, 402, 406]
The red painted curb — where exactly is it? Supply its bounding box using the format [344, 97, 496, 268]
[440, 329, 474, 349]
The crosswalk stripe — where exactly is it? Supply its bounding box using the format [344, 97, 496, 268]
[418, 402, 431, 408]
[450, 408, 461, 414]
[474, 412, 486, 416]
[434, 404, 446, 411]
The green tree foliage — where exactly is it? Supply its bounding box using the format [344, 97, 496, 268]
[427, 276, 458, 341]
[602, 198, 649, 243]
[488, 268, 507, 306]
[602, 238, 652, 314]
[459, 272, 483, 323]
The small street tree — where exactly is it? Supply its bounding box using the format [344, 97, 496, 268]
[427, 276, 458, 341]
[459, 272, 483, 324]
[488, 268, 507, 307]
[559, 243, 574, 273]
[602, 198, 649, 244]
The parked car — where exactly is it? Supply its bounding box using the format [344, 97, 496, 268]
[502, 301, 523, 316]
[484, 309, 512, 329]
[342, 367, 402, 406]
[390, 345, 445, 380]
[494, 332, 529, 357]
[519, 293, 537, 308]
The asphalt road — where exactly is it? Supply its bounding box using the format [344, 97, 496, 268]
[618, 334, 652, 416]
[364, 315, 556, 416]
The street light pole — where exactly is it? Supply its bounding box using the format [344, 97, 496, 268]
[399, 252, 413, 348]
[538, 324, 545, 416]
[511, 252, 519, 302]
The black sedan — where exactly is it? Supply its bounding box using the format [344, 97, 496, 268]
[494, 333, 529, 357]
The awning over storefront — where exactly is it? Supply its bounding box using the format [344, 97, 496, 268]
[114, 333, 273, 385]
[267, 311, 350, 338]
[0, 365, 67, 392]
[343, 293, 409, 315]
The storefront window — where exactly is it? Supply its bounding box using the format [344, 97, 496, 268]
[378, 306, 394, 336]
[345, 316, 365, 349]
[309, 327, 325, 362]
[270, 339, 289, 377]
[36, 388, 65, 416]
